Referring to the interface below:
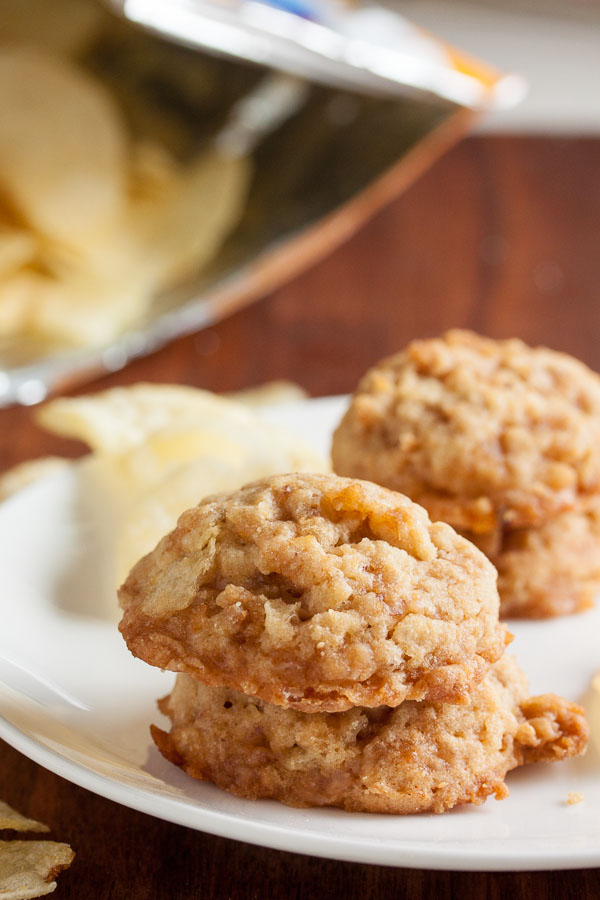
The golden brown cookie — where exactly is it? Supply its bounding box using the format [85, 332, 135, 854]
[152, 656, 588, 814]
[332, 330, 600, 532]
[119, 473, 507, 712]
[465, 497, 600, 618]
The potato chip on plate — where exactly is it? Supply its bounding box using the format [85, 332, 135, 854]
[31, 382, 326, 588]
[227, 380, 307, 408]
[114, 417, 325, 579]
[35, 383, 290, 454]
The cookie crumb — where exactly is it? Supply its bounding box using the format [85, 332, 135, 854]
[567, 791, 584, 805]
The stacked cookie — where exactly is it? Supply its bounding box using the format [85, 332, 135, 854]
[333, 330, 600, 618]
[119, 473, 587, 813]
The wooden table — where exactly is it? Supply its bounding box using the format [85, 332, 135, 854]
[1, 136, 600, 897]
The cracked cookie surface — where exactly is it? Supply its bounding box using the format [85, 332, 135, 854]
[332, 330, 600, 532]
[119, 473, 506, 712]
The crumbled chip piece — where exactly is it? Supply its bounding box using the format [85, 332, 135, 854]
[0, 840, 74, 899]
[567, 792, 584, 806]
[0, 803, 48, 834]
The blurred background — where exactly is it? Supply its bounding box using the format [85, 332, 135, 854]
[392, 0, 600, 133]
[8, 0, 600, 404]
[0, 0, 598, 407]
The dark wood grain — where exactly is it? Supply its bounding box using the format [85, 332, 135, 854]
[1, 136, 600, 897]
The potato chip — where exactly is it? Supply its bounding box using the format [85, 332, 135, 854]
[60, 145, 250, 288]
[0, 48, 127, 246]
[116, 415, 323, 493]
[0, 229, 37, 280]
[0, 803, 48, 834]
[116, 449, 252, 581]
[111, 425, 251, 490]
[36, 384, 270, 454]
[35, 382, 326, 586]
[110, 398, 325, 579]
[0, 21, 253, 350]
[0, 458, 69, 503]
[0, 267, 145, 347]
[0, 841, 73, 899]
[227, 380, 308, 408]
[116, 421, 325, 580]
[129, 141, 180, 204]
[128, 149, 251, 286]
[24, 272, 149, 348]
[0, 0, 103, 56]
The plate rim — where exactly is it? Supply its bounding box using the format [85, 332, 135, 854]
[1, 710, 598, 872]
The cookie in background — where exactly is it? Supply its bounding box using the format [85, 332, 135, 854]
[332, 330, 600, 618]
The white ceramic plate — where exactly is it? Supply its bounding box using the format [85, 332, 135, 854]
[1, 396, 599, 871]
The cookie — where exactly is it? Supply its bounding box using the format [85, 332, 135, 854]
[119, 473, 507, 712]
[466, 497, 600, 618]
[152, 656, 588, 814]
[332, 330, 600, 532]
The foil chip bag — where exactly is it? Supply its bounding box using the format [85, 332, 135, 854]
[0, 0, 524, 405]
